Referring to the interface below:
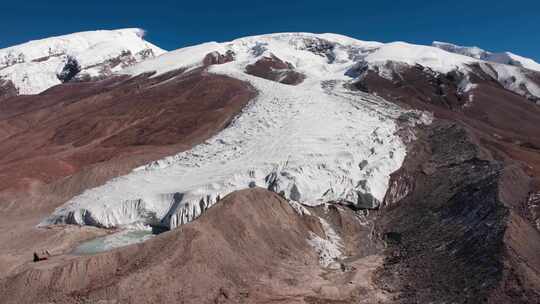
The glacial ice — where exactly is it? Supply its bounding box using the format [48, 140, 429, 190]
[42, 33, 427, 231]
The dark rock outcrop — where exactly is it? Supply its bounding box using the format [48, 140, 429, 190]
[0, 79, 18, 99]
[375, 121, 540, 303]
[202, 50, 235, 66]
[352, 63, 469, 110]
[32, 250, 50, 262]
[245, 54, 305, 85]
[56, 56, 81, 83]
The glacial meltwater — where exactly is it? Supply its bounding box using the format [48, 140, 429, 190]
[72, 230, 155, 255]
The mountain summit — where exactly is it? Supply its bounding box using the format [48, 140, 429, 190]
[0, 28, 164, 95]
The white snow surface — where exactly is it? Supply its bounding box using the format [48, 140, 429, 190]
[43, 33, 428, 230]
[0, 28, 165, 94]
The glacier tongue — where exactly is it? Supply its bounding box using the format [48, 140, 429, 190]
[41, 33, 432, 231]
[42, 78, 407, 229]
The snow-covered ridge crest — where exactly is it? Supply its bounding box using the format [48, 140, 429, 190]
[123, 32, 540, 101]
[0, 28, 165, 94]
[433, 41, 540, 72]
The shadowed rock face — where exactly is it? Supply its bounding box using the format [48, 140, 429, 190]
[301, 37, 336, 63]
[352, 64, 468, 110]
[376, 122, 513, 302]
[245, 54, 305, 85]
[0, 79, 17, 100]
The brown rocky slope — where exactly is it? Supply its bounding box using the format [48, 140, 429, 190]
[0, 188, 388, 304]
[356, 65, 540, 303]
[0, 63, 256, 277]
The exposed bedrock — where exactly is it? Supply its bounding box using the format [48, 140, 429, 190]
[300, 37, 337, 63]
[245, 54, 305, 85]
[375, 121, 540, 303]
[202, 50, 236, 66]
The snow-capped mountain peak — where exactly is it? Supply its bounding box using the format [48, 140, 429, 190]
[0, 28, 165, 95]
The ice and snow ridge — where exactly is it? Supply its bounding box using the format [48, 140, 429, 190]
[0, 28, 165, 94]
[432, 41, 540, 73]
[123, 33, 540, 100]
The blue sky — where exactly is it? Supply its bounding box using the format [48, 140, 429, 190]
[1, 0, 539, 61]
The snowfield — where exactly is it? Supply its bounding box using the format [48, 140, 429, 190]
[0, 28, 164, 94]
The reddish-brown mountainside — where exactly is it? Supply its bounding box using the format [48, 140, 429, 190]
[0, 65, 256, 277]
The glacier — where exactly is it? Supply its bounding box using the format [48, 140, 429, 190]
[43, 31, 540, 232]
[42, 33, 433, 231]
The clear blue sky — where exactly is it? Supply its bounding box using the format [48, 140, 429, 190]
[1, 0, 539, 61]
